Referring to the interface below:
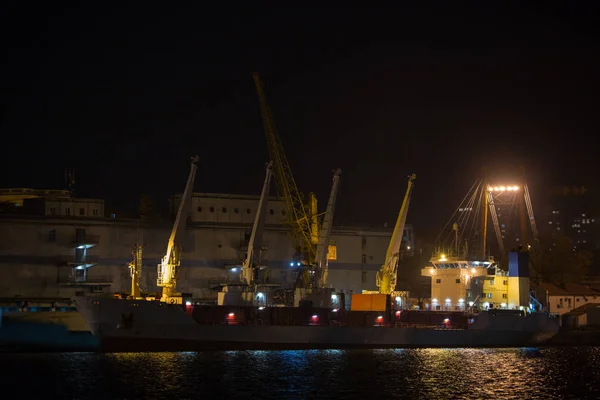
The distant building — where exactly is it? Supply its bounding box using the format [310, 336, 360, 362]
[0, 187, 104, 218]
[531, 282, 600, 316]
[0, 189, 415, 302]
[540, 184, 597, 251]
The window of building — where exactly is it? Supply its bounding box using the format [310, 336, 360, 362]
[209, 207, 215, 213]
[503, 280, 508, 285]
[490, 279, 495, 285]
[482, 292, 486, 298]
[76, 228, 86, 240]
[269, 209, 274, 215]
[65, 207, 70, 216]
[369, 255, 373, 260]
[234, 208, 239, 214]
[487, 293, 492, 299]
[197, 207, 203, 212]
[455, 278, 460, 284]
[361, 271, 367, 283]
[281, 210, 286, 216]
[50, 207, 56, 215]
[246, 208, 251, 214]
[79, 208, 85, 216]
[222, 207, 227, 213]
[48, 230, 56, 242]
[361, 236, 367, 248]
[361, 254, 366, 263]
[436, 279, 441, 284]
[93, 209, 98, 216]
[502, 293, 507, 299]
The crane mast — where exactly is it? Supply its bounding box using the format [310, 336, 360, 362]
[241, 161, 274, 285]
[157, 155, 199, 302]
[376, 174, 416, 295]
[128, 244, 143, 299]
[315, 168, 342, 288]
[253, 73, 317, 272]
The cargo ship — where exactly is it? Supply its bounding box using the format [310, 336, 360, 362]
[73, 294, 560, 352]
[71, 161, 561, 352]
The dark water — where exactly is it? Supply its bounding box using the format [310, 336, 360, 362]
[1, 347, 599, 399]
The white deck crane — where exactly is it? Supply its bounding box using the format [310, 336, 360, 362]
[157, 155, 200, 303]
[376, 174, 416, 295]
[314, 168, 342, 289]
[241, 161, 274, 286]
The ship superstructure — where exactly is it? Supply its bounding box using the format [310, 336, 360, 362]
[422, 175, 541, 312]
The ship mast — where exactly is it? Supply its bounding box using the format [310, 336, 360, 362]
[480, 173, 488, 260]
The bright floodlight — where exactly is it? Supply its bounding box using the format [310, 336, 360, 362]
[489, 185, 520, 192]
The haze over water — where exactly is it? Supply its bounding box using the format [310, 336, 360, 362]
[1, 347, 598, 399]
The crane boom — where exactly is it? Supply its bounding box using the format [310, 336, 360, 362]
[253, 73, 316, 269]
[376, 174, 416, 294]
[523, 184, 539, 243]
[241, 161, 274, 285]
[315, 168, 342, 288]
[157, 155, 200, 302]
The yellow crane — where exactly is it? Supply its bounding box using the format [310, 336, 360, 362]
[156, 155, 200, 303]
[253, 73, 319, 287]
[376, 174, 417, 294]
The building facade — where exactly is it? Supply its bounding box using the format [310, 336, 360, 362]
[531, 282, 600, 316]
[0, 190, 415, 302]
[540, 185, 597, 251]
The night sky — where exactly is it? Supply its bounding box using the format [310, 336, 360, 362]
[2, 4, 598, 242]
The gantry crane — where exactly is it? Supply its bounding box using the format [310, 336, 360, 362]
[376, 174, 416, 295]
[241, 161, 274, 286]
[157, 155, 199, 303]
[253, 73, 323, 288]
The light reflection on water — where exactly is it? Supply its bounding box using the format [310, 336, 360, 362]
[1, 347, 599, 399]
